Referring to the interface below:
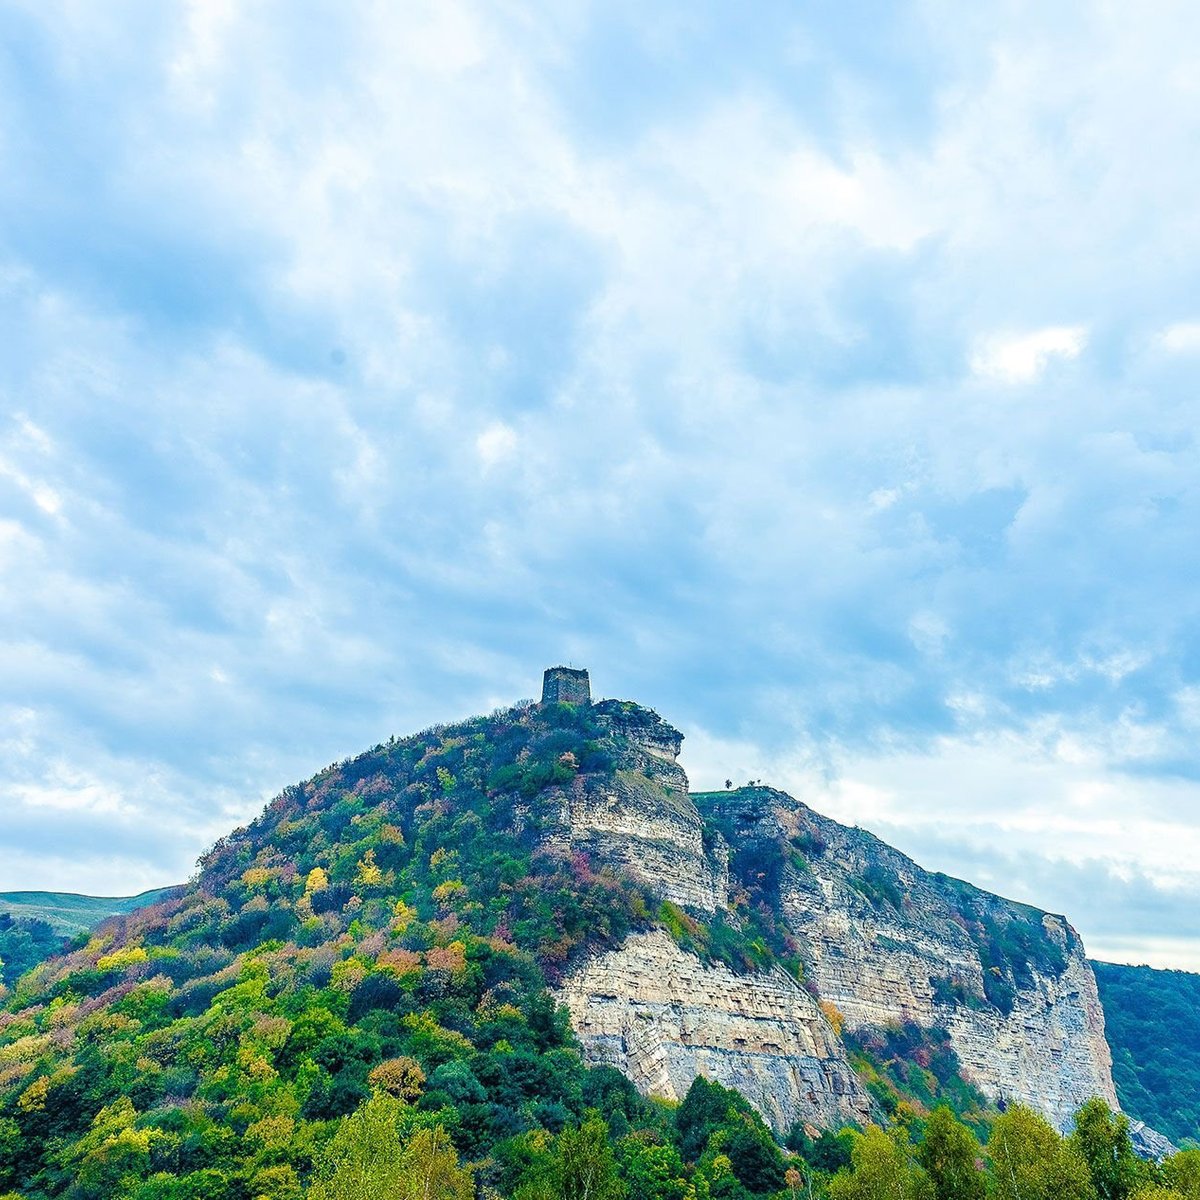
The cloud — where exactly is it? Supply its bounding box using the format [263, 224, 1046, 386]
[970, 326, 1088, 384]
[1156, 321, 1200, 354]
[1, 1, 1200, 966]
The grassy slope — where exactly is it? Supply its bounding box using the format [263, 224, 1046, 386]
[1093, 959, 1200, 1148]
[0, 887, 179, 936]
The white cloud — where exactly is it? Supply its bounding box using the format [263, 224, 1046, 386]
[476, 422, 519, 468]
[2, 1, 1200, 965]
[970, 325, 1088, 384]
[1155, 320, 1200, 353]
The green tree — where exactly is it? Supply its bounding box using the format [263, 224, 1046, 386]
[989, 1104, 1096, 1200]
[309, 1093, 406, 1200]
[399, 1126, 473, 1200]
[917, 1106, 984, 1200]
[1163, 1149, 1200, 1199]
[1071, 1099, 1143, 1200]
[827, 1125, 931, 1200]
[617, 1135, 690, 1200]
[519, 1115, 626, 1200]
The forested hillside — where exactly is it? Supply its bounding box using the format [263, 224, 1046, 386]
[0, 891, 179, 990]
[1094, 961, 1200, 1148]
[0, 890, 179, 938]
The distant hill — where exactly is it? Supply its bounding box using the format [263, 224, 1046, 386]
[0, 887, 180, 936]
[0, 888, 180, 989]
[1093, 960, 1200, 1147]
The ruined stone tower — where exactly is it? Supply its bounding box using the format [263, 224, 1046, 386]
[541, 666, 591, 706]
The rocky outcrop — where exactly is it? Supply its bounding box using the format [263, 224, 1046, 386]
[556, 928, 871, 1133]
[539, 702, 728, 911]
[544, 691, 1123, 1138]
[696, 787, 1118, 1132]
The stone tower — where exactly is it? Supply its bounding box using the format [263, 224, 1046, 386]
[541, 666, 591, 706]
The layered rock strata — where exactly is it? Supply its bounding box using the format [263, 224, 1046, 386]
[700, 787, 1117, 1131]
[540, 690, 1121, 1137]
[556, 928, 871, 1133]
[540, 702, 728, 911]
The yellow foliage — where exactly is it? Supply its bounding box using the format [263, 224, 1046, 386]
[355, 849, 383, 887]
[392, 900, 417, 933]
[432, 879, 467, 906]
[17, 1076, 50, 1113]
[236, 1046, 278, 1082]
[97, 946, 149, 972]
[331, 958, 368, 993]
[0, 1034, 50, 1066]
[368, 1055, 425, 1100]
[820, 1000, 845, 1035]
[106, 1125, 152, 1154]
[247, 1115, 296, 1147]
[304, 866, 329, 893]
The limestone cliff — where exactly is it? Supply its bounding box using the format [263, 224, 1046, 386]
[537, 701, 728, 911]
[542, 689, 1123, 1137]
[557, 928, 871, 1133]
[695, 787, 1116, 1131]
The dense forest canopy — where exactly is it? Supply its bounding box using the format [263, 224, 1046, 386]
[1094, 962, 1200, 1149]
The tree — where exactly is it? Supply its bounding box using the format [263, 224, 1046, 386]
[1163, 1149, 1200, 1199]
[827, 1125, 931, 1200]
[989, 1104, 1096, 1200]
[399, 1126, 473, 1200]
[1071, 1100, 1144, 1200]
[617, 1135, 689, 1200]
[309, 1093, 406, 1200]
[519, 1115, 625, 1200]
[368, 1056, 426, 1101]
[917, 1106, 984, 1200]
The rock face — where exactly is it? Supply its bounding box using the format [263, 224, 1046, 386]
[540, 701, 728, 911]
[727, 787, 1116, 1128]
[556, 929, 871, 1133]
[542, 687, 1123, 1136]
[696, 787, 1118, 1132]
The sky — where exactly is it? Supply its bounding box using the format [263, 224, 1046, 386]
[2, 0, 1200, 969]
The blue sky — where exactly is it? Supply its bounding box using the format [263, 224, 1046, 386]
[3, 0, 1200, 967]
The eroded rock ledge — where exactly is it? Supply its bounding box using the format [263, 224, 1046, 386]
[556, 928, 871, 1134]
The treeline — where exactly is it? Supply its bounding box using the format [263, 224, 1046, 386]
[296, 1079, 1200, 1200]
[0, 915, 61, 991]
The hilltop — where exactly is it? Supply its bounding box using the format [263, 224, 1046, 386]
[0, 668, 1173, 1197]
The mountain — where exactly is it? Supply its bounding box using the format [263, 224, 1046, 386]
[545, 685, 1112, 1135]
[1093, 960, 1200, 1148]
[0, 890, 179, 989]
[0, 667, 1159, 1196]
[0, 889, 180, 937]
